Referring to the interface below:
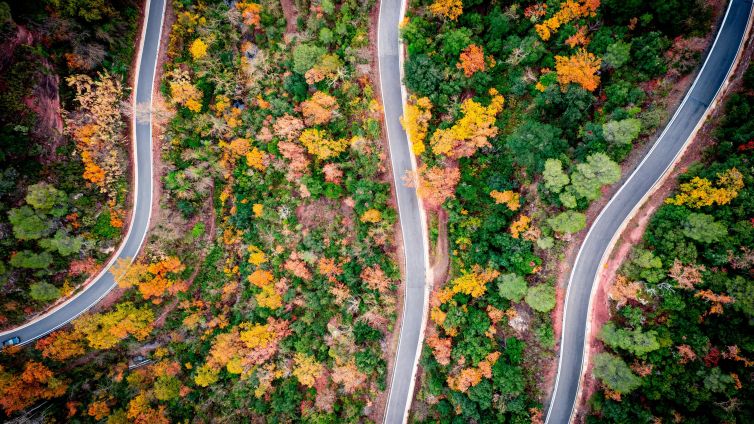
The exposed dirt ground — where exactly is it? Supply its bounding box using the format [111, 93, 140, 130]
[366, 2, 411, 421]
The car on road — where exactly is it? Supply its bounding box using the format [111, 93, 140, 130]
[2, 337, 20, 347]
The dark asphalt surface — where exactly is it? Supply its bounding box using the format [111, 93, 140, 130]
[378, 0, 429, 422]
[545, 1, 752, 423]
[0, 0, 165, 346]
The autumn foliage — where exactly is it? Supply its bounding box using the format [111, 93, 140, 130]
[410, 164, 461, 209]
[490, 190, 521, 211]
[298, 129, 349, 160]
[429, 0, 463, 21]
[35, 329, 87, 361]
[446, 351, 501, 392]
[555, 49, 602, 91]
[534, 0, 600, 41]
[112, 257, 187, 303]
[301, 91, 339, 126]
[457, 44, 492, 77]
[429, 89, 504, 158]
[438, 266, 500, 303]
[66, 72, 126, 198]
[0, 361, 68, 414]
[666, 168, 744, 208]
[400, 96, 432, 155]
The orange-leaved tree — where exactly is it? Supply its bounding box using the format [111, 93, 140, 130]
[301, 91, 339, 126]
[0, 361, 68, 415]
[457, 44, 492, 77]
[429, 0, 463, 21]
[406, 164, 461, 209]
[35, 329, 87, 361]
[490, 190, 521, 211]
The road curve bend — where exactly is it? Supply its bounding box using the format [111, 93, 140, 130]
[546, 1, 753, 423]
[378, 0, 431, 422]
[0, 0, 166, 346]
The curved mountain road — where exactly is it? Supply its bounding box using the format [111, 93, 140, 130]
[378, 0, 431, 423]
[0, 0, 165, 346]
[546, 1, 753, 423]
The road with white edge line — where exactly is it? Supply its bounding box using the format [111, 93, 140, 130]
[378, 0, 432, 422]
[0, 0, 165, 346]
[546, 1, 753, 423]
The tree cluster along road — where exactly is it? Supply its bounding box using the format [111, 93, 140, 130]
[1, 0, 751, 423]
[0, 0, 165, 346]
[546, 1, 752, 423]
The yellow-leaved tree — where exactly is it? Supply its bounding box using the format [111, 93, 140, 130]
[429, 0, 463, 21]
[189, 38, 208, 60]
[400, 96, 432, 154]
[292, 353, 324, 387]
[666, 168, 744, 208]
[298, 128, 349, 160]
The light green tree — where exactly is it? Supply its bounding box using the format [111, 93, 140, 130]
[559, 190, 578, 209]
[683, 213, 728, 243]
[627, 249, 664, 283]
[26, 182, 68, 217]
[599, 322, 660, 356]
[593, 353, 642, 394]
[498, 273, 527, 302]
[603, 41, 632, 69]
[8, 206, 49, 241]
[570, 153, 621, 201]
[292, 44, 326, 74]
[29, 282, 61, 302]
[525, 284, 556, 312]
[40, 230, 84, 256]
[10, 250, 53, 269]
[548, 210, 586, 234]
[543, 159, 570, 193]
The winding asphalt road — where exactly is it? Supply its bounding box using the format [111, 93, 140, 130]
[546, 1, 752, 423]
[378, 0, 431, 422]
[0, 0, 164, 346]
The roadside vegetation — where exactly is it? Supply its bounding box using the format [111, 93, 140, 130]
[587, 63, 754, 423]
[1, 0, 401, 421]
[0, 0, 137, 326]
[400, 0, 714, 421]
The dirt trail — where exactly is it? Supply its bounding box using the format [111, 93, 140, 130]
[279, 0, 298, 37]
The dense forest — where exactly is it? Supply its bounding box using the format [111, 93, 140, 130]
[400, 0, 715, 422]
[0, 0, 137, 325]
[1, 0, 404, 421]
[587, 63, 754, 423]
